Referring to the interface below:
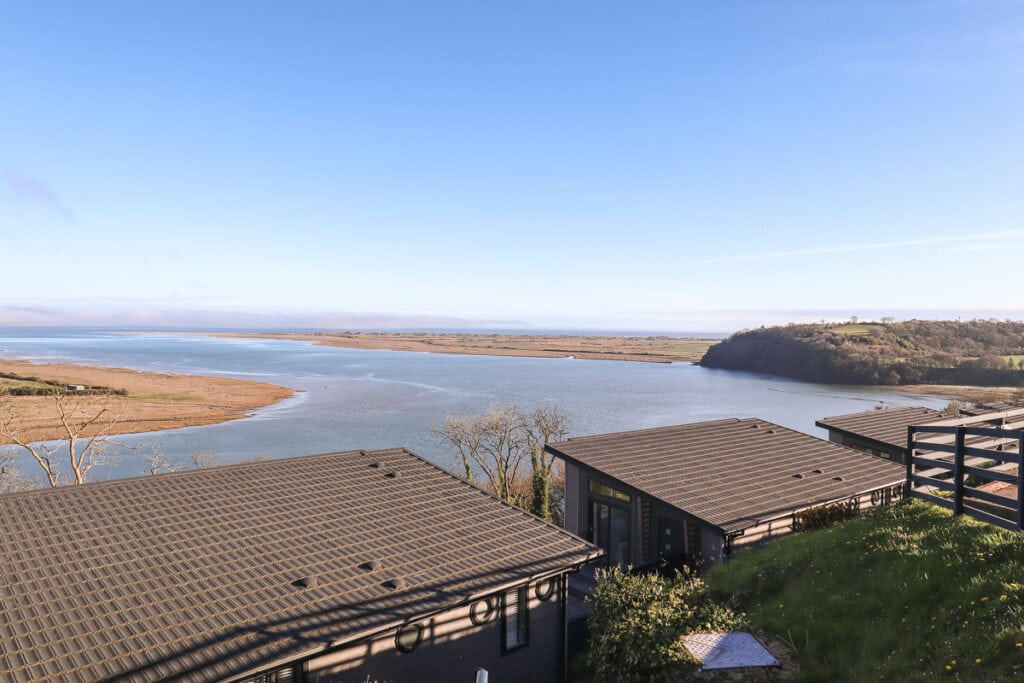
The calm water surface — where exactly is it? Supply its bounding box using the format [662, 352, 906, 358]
[0, 328, 947, 480]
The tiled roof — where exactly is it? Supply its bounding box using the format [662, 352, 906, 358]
[816, 406, 944, 450]
[963, 401, 1024, 416]
[546, 418, 905, 534]
[0, 449, 600, 683]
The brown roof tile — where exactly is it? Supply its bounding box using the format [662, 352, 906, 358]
[815, 406, 944, 450]
[0, 449, 599, 683]
[546, 418, 905, 533]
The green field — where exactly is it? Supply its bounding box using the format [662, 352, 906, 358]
[826, 323, 877, 335]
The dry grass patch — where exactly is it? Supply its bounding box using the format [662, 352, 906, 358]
[0, 358, 292, 443]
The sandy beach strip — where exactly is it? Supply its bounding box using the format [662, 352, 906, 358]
[0, 357, 293, 444]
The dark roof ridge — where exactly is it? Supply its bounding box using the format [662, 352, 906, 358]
[817, 405, 937, 421]
[0, 447, 411, 501]
[549, 417, 749, 446]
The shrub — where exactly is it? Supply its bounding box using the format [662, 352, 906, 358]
[792, 499, 859, 532]
[585, 566, 745, 682]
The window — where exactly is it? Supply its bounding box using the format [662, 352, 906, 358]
[588, 479, 631, 502]
[502, 586, 529, 652]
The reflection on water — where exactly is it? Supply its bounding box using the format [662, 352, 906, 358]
[0, 328, 947, 481]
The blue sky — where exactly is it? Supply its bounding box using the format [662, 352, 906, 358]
[1, 2, 1022, 332]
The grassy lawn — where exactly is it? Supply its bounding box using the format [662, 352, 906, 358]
[651, 339, 718, 359]
[706, 501, 1024, 681]
[0, 378, 57, 393]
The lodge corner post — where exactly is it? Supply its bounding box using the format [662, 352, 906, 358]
[1018, 430, 1024, 531]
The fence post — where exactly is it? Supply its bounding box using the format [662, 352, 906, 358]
[1018, 432, 1024, 531]
[905, 426, 915, 499]
[953, 426, 966, 516]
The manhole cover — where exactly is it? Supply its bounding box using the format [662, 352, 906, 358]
[683, 632, 779, 670]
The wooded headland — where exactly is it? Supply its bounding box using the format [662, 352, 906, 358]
[700, 320, 1024, 388]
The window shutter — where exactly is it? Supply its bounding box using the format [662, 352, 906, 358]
[504, 586, 528, 651]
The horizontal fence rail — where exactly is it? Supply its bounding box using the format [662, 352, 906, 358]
[907, 424, 1024, 532]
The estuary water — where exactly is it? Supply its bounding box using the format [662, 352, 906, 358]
[0, 327, 947, 481]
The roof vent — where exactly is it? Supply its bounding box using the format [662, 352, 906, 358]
[749, 424, 760, 429]
[792, 473, 804, 479]
[291, 576, 318, 589]
[832, 476, 846, 482]
[766, 429, 776, 434]
[368, 462, 381, 469]
[385, 471, 399, 479]
[360, 560, 382, 572]
[383, 578, 407, 591]
[812, 468, 825, 475]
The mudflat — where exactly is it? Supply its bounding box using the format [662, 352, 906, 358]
[0, 358, 293, 443]
[212, 331, 717, 363]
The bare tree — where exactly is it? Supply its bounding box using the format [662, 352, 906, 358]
[524, 406, 570, 521]
[0, 388, 126, 487]
[188, 449, 221, 469]
[0, 449, 35, 493]
[433, 404, 571, 519]
[141, 444, 181, 475]
[434, 405, 529, 505]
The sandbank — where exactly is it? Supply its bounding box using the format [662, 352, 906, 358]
[210, 331, 717, 363]
[0, 357, 293, 444]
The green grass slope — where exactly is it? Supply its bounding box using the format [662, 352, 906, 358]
[706, 501, 1024, 680]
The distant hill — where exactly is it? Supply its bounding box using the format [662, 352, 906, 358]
[699, 320, 1024, 385]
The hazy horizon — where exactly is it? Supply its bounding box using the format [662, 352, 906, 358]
[3, 303, 1024, 336]
[2, 3, 1021, 327]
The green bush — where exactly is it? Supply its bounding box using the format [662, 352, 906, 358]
[585, 566, 746, 682]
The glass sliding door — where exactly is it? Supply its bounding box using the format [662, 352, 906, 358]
[590, 500, 630, 568]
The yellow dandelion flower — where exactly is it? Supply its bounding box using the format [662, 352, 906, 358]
[1016, 642, 1022, 648]
[1001, 594, 1009, 601]
[976, 658, 982, 664]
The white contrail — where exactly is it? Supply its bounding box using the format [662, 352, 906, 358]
[687, 229, 1024, 265]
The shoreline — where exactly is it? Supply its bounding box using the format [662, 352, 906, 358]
[0, 357, 294, 444]
[207, 331, 717, 363]
[205, 333, 1020, 404]
[888, 383, 1020, 404]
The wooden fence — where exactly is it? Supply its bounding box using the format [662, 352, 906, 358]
[906, 422, 1024, 532]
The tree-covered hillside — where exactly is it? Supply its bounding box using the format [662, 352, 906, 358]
[699, 320, 1024, 386]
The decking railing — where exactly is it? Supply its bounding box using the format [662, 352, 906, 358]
[906, 423, 1024, 532]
